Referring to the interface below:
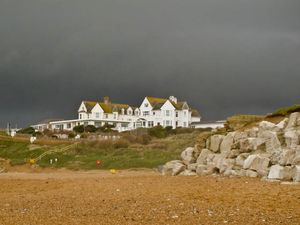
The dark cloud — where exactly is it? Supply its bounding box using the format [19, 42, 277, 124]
[1, 0, 300, 127]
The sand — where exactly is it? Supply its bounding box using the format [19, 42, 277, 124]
[0, 170, 299, 225]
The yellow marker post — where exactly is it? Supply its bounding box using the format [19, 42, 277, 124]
[29, 159, 35, 165]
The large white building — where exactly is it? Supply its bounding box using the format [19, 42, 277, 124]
[33, 96, 201, 132]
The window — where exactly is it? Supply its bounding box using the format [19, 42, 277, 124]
[67, 123, 71, 129]
[79, 114, 82, 119]
[113, 112, 117, 119]
[176, 112, 178, 117]
[128, 110, 132, 115]
[184, 111, 187, 116]
[143, 111, 149, 116]
[153, 112, 155, 115]
[165, 120, 172, 126]
[105, 114, 108, 119]
[176, 121, 178, 126]
[95, 112, 100, 118]
[148, 121, 154, 127]
[183, 122, 187, 127]
[165, 110, 171, 116]
[144, 103, 149, 107]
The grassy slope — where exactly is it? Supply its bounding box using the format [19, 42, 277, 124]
[0, 132, 198, 170]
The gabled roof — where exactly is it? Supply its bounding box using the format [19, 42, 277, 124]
[83, 101, 133, 114]
[146, 96, 187, 110]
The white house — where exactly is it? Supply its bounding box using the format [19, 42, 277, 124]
[32, 96, 201, 132]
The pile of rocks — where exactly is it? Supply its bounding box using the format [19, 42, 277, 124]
[162, 112, 300, 182]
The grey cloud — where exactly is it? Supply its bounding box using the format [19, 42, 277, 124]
[0, 0, 300, 127]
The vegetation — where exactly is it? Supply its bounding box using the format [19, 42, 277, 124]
[73, 125, 84, 133]
[268, 104, 300, 117]
[0, 129, 201, 170]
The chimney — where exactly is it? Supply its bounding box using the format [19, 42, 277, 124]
[103, 96, 110, 104]
[169, 96, 177, 104]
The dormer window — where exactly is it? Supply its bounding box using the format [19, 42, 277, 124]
[144, 103, 149, 107]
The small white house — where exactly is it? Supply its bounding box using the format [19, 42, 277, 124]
[32, 96, 201, 132]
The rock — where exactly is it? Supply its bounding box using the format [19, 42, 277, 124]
[162, 160, 186, 176]
[212, 155, 235, 173]
[236, 153, 250, 167]
[292, 165, 300, 182]
[286, 112, 300, 129]
[196, 132, 212, 149]
[220, 132, 235, 157]
[234, 132, 248, 142]
[259, 121, 280, 132]
[239, 138, 266, 153]
[195, 165, 207, 175]
[243, 154, 270, 176]
[284, 129, 299, 149]
[268, 165, 293, 181]
[258, 130, 282, 163]
[187, 163, 198, 171]
[279, 149, 296, 166]
[196, 149, 212, 165]
[276, 118, 289, 130]
[245, 170, 258, 178]
[228, 149, 240, 159]
[181, 147, 197, 165]
[223, 169, 238, 177]
[208, 135, 224, 153]
[179, 170, 197, 176]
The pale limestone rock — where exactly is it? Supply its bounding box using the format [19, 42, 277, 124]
[259, 121, 280, 132]
[196, 149, 212, 165]
[228, 149, 240, 159]
[243, 154, 270, 176]
[209, 135, 224, 153]
[245, 170, 258, 178]
[258, 130, 282, 163]
[239, 138, 266, 153]
[234, 132, 248, 142]
[196, 165, 207, 175]
[276, 118, 289, 130]
[187, 163, 198, 171]
[284, 129, 299, 149]
[223, 169, 238, 177]
[220, 132, 235, 157]
[286, 112, 300, 129]
[179, 170, 197, 176]
[162, 160, 186, 176]
[279, 149, 296, 166]
[236, 153, 250, 167]
[181, 147, 197, 165]
[268, 165, 293, 181]
[292, 165, 300, 182]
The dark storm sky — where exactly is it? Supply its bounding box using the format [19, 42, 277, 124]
[1, 0, 300, 127]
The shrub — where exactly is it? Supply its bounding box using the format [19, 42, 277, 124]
[148, 125, 168, 138]
[84, 125, 96, 133]
[17, 127, 35, 134]
[97, 123, 115, 133]
[73, 125, 84, 133]
[68, 132, 76, 139]
[268, 104, 300, 117]
[136, 134, 152, 145]
[113, 139, 130, 149]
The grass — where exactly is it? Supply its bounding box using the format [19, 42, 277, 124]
[268, 104, 300, 117]
[0, 131, 199, 170]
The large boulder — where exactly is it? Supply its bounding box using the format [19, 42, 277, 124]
[258, 130, 282, 163]
[285, 112, 300, 129]
[284, 129, 299, 149]
[196, 149, 213, 165]
[212, 154, 235, 173]
[268, 165, 293, 181]
[181, 147, 198, 165]
[220, 132, 235, 157]
[162, 160, 186, 176]
[259, 121, 281, 132]
[243, 154, 270, 176]
[279, 149, 296, 166]
[208, 135, 225, 153]
[236, 153, 250, 167]
[239, 138, 266, 153]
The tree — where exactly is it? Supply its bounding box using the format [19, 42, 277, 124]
[84, 125, 96, 133]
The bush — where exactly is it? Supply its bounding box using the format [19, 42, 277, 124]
[148, 126, 168, 138]
[122, 133, 152, 145]
[85, 125, 97, 133]
[68, 132, 76, 139]
[17, 127, 35, 134]
[73, 125, 84, 133]
[268, 104, 300, 117]
[113, 139, 130, 149]
[97, 123, 115, 133]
